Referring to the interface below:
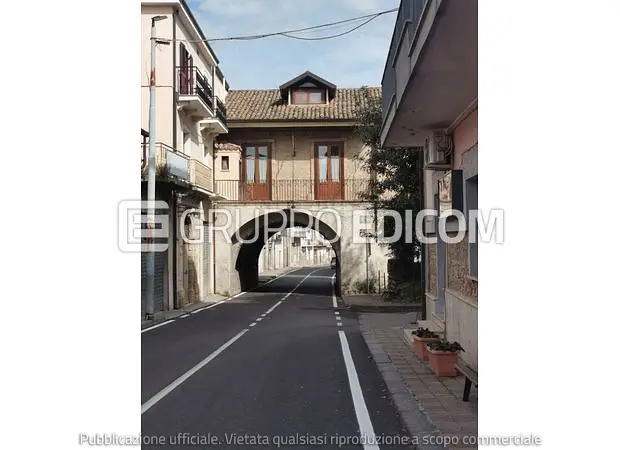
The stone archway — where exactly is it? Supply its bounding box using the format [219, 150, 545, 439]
[231, 209, 341, 293]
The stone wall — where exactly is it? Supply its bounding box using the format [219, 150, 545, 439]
[427, 243, 437, 295]
[446, 232, 478, 300]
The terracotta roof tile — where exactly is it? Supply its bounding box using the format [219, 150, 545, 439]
[226, 87, 381, 122]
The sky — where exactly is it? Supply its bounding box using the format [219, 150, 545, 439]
[187, 0, 399, 90]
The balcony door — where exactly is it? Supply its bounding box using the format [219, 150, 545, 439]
[315, 142, 343, 200]
[179, 43, 193, 95]
[242, 144, 271, 200]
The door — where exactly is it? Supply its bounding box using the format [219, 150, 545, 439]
[315, 143, 343, 200]
[179, 44, 193, 95]
[242, 144, 271, 200]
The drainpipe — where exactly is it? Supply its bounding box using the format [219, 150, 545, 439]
[212, 65, 217, 118]
[171, 189, 178, 309]
[418, 148, 426, 319]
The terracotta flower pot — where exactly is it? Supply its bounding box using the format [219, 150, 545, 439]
[426, 347, 459, 377]
[411, 335, 441, 361]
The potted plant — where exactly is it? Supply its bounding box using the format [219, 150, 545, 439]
[426, 341, 465, 377]
[411, 328, 441, 361]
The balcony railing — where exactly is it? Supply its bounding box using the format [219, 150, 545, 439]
[141, 142, 190, 184]
[190, 159, 214, 192]
[215, 97, 227, 125]
[214, 179, 371, 202]
[176, 66, 213, 111]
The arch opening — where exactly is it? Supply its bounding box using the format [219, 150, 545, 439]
[231, 209, 341, 294]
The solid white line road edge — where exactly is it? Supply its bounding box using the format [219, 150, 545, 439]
[141, 320, 175, 334]
[338, 330, 379, 449]
[141, 328, 249, 415]
[333, 274, 379, 450]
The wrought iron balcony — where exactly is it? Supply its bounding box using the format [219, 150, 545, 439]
[176, 66, 214, 114]
[215, 97, 227, 126]
[214, 179, 370, 202]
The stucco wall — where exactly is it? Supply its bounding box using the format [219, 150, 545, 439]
[220, 127, 371, 182]
[452, 107, 478, 169]
[445, 288, 478, 370]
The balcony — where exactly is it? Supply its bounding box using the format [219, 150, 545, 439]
[141, 142, 190, 187]
[216, 97, 227, 126]
[380, 0, 478, 148]
[189, 159, 214, 193]
[176, 66, 214, 118]
[214, 179, 370, 202]
[200, 96, 227, 135]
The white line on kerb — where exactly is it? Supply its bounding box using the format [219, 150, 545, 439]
[141, 328, 249, 415]
[141, 320, 175, 334]
[338, 331, 379, 449]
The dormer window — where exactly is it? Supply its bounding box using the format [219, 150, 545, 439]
[292, 88, 326, 105]
[279, 71, 337, 106]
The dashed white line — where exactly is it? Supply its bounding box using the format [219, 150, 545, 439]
[256, 317, 263, 322]
[141, 328, 249, 414]
[249, 323, 257, 327]
[264, 300, 283, 315]
[335, 311, 340, 316]
[179, 314, 190, 319]
[331, 275, 338, 308]
[141, 320, 175, 334]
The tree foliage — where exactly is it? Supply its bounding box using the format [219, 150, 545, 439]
[353, 86, 422, 266]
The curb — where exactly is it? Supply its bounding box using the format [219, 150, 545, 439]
[360, 328, 444, 450]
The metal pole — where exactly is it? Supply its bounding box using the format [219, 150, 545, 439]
[146, 16, 167, 319]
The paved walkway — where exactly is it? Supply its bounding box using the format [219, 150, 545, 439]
[359, 312, 478, 449]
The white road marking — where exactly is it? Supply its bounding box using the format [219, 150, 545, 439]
[264, 300, 283, 315]
[232, 292, 245, 298]
[335, 311, 340, 316]
[141, 320, 174, 334]
[142, 267, 324, 413]
[179, 314, 190, 319]
[141, 328, 249, 414]
[332, 275, 379, 449]
[331, 275, 338, 308]
[338, 331, 379, 449]
[256, 317, 263, 322]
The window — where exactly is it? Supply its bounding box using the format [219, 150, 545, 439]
[221, 155, 229, 171]
[292, 88, 326, 105]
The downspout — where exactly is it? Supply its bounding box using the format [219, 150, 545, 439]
[418, 148, 426, 319]
[171, 8, 179, 309]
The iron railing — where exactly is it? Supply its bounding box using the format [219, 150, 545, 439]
[176, 66, 213, 110]
[214, 179, 371, 202]
[215, 96, 227, 125]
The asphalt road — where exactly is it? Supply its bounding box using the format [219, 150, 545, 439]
[141, 267, 414, 449]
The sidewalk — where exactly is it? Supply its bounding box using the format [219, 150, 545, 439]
[343, 294, 424, 313]
[359, 312, 478, 450]
[141, 294, 227, 329]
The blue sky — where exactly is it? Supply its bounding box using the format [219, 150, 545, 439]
[188, 0, 398, 90]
